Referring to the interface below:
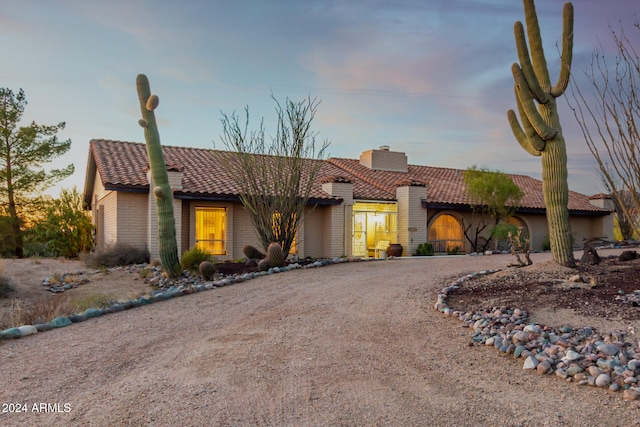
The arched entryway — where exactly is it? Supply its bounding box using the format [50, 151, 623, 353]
[428, 213, 465, 254]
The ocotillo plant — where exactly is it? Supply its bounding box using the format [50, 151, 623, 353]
[507, 0, 576, 268]
[136, 74, 182, 277]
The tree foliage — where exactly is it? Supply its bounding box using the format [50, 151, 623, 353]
[26, 187, 94, 258]
[219, 96, 330, 256]
[568, 17, 640, 239]
[0, 88, 74, 257]
[462, 165, 524, 252]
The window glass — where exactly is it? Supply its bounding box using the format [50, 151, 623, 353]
[195, 207, 227, 255]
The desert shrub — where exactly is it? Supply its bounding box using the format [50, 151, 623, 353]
[72, 293, 117, 312]
[23, 241, 53, 258]
[415, 243, 434, 256]
[85, 243, 149, 269]
[0, 274, 14, 299]
[446, 246, 460, 255]
[181, 246, 213, 272]
[26, 188, 95, 258]
[0, 259, 13, 299]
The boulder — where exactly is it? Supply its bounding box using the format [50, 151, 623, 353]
[619, 250, 639, 262]
[580, 244, 600, 265]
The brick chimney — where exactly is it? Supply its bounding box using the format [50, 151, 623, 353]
[359, 146, 408, 172]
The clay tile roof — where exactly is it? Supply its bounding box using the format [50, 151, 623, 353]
[87, 139, 344, 203]
[395, 178, 427, 187]
[320, 175, 352, 184]
[326, 157, 608, 213]
[85, 139, 609, 214]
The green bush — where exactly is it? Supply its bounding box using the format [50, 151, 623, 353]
[181, 246, 213, 272]
[0, 274, 14, 298]
[85, 243, 150, 268]
[415, 243, 434, 256]
[446, 246, 460, 255]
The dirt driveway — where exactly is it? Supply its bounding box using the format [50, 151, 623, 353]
[1, 251, 638, 426]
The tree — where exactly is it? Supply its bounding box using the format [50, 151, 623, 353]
[0, 88, 74, 257]
[26, 187, 94, 258]
[219, 96, 330, 256]
[507, 0, 576, 267]
[568, 17, 640, 240]
[462, 165, 524, 253]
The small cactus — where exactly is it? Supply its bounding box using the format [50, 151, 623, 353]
[266, 242, 285, 267]
[256, 242, 286, 271]
[258, 258, 270, 272]
[199, 261, 217, 280]
[243, 244, 265, 260]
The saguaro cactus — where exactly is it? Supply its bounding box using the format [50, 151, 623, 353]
[136, 74, 182, 277]
[507, 0, 576, 268]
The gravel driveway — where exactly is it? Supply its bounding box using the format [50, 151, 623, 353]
[1, 253, 638, 426]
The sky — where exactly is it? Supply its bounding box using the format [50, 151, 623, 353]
[0, 0, 637, 197]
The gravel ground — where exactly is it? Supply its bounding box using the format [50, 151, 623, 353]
[1, 250, 639, 426]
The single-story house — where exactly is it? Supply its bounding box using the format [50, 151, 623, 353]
[83, 139, 613, 260]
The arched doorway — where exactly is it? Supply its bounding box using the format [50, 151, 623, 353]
[428, 214, 465, 254]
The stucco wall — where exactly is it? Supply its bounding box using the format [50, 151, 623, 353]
[302, 205, 329, 258]
[116, 192, 148, 249]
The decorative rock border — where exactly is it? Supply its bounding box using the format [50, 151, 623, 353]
[0, 257, 363, 342]
[435, 270, 640, 401]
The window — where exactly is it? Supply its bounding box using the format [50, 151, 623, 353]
[195, 207, 227, 255]
[272, 211, 296, 254]
[429, 214, 464, 253]
[352, 201, 398, 258]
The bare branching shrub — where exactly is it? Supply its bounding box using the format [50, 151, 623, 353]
[85, 243, 149, 269]
[508, 229, 533, 268]
[218, 96, 330, 256]
[568, 17, 640, 238]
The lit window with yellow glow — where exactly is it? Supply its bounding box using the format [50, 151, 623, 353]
[195, 207, 227, 255]
[352, 201, 398, 258]
[272, 211, 296, 254]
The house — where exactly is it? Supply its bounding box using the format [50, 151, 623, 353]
[83, 139, 613, 260]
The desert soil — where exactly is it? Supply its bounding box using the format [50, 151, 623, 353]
[1, 249, 639, 426]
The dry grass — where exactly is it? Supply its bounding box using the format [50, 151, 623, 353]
[4, 294, 75, 328]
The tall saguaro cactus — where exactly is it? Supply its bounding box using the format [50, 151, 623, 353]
[507, 0, 576, 268]
[136, 74, 182, 277]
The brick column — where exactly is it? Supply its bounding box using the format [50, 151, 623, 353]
[395, 179, 427, 256]
[321, 176, 354, 257]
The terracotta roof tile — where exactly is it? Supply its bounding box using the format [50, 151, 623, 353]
[87, 140, 608, 213]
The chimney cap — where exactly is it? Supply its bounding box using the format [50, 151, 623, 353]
[379, 145, 390, 151]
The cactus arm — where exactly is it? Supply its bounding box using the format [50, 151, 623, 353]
[136, 74, 182, 278]
[551, 2, 574, 97]
[523, 0, 551, 90]
[508, 109, 542, 156]
[514, 21, 549, 104]
[513, 86, 546, 152]
[512, 64, 558, 140]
